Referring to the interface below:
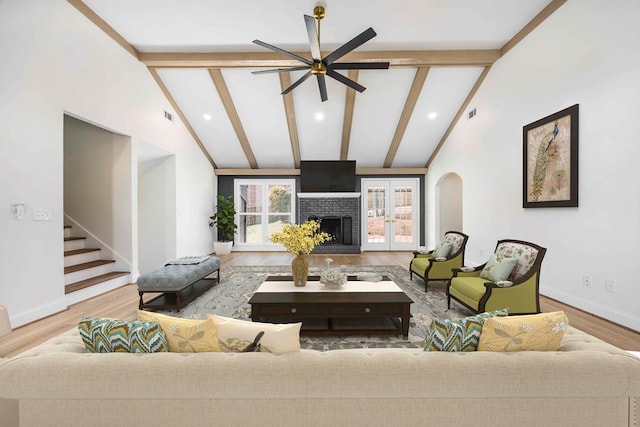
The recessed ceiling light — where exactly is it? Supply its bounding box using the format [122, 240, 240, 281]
[314, 112, 325, 121]
[428, 112, 438, 120]
[203, 113, 212, 121]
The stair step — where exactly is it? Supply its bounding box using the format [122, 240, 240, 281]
[65, 271, 129, 294]
[64, 236, 86, 251]
[64, 248, 100, 257]
[64, 260, 115, 274]
[64, 248, 101, 267]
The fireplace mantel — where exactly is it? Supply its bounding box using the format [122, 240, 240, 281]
[297, 192, 361, 198]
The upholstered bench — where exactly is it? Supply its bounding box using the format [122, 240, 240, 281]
[137, 256, 220, 311]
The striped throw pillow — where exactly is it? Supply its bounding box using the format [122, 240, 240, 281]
[78, 316, 169, 353]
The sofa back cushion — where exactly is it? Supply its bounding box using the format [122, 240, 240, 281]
[78, 316, 169, 353]
[494, 241, 540, 281]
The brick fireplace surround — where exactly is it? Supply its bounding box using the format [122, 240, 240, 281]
[297, 193, 361, 254]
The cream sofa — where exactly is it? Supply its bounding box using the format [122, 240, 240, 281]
[1, 326, 639, 427]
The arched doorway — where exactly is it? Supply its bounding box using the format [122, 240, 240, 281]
[435, 172, 463, 240]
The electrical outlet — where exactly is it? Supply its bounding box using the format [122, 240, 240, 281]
[605, 279, 615, 293]
[583, 274, 592, 288]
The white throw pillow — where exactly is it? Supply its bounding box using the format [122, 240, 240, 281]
[208, 315, 301, 354]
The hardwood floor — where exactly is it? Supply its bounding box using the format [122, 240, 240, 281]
[2, 251, 639, 358]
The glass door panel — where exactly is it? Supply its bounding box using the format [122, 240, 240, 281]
[393, 186, 414, 244]
[366, 186, 386, 244]
[362, 179, 419, 251]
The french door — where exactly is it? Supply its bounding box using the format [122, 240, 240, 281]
[361, 178, 419, 251]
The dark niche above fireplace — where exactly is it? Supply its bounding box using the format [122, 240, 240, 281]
[300, 160, 356, 193]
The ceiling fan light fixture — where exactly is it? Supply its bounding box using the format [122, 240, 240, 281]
[252, 6, 389, 102]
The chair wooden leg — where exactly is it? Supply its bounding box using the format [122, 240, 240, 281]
[447, 295, 451, 309]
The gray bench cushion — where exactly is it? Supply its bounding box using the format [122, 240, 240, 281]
[137, 257, 220, 292]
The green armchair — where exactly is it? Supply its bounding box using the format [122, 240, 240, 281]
[447, 239, 547, 315]
[409, 231, 469, 291]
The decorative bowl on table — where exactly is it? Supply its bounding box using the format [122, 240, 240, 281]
[319, 258, 347, 289]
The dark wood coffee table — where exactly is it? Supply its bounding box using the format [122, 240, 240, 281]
[248, 275, 413, 338]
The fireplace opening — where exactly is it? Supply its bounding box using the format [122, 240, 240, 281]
[308, 215, 352, 245]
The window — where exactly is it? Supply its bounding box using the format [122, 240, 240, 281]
[234, 179, 295, 249]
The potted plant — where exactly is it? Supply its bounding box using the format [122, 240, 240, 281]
[209, 195, 237, 256]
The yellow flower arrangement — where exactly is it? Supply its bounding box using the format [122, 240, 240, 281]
[269, 220, 332, 255]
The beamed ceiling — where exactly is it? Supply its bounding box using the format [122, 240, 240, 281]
[68, 0, 567, 175]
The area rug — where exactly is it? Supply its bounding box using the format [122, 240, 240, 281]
[159, 265, 474, 350]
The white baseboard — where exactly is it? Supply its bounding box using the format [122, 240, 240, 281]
[9, 298, 68, 328]
[541, 287, 640, 332]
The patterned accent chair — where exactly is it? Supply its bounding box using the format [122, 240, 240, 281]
[410, 231, 469, 291]
[447, 239, 546, 315]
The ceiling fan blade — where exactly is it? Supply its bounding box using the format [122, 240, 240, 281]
[327, 70, 366, 93]
[330, 62, 390, 70]
[253, 39, 312, 65]
[281, 70, 312, 95]
[252, 66, 310, 75]
[317, 74, 328, 102]
[304, 15, 322, 62]
[323, 27, 377, 66]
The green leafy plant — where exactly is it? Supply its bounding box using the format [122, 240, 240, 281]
[209, 195, 237, 242]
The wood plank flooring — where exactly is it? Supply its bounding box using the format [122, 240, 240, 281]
[1, 251, 639, 358]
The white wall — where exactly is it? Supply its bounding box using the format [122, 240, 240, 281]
[0, 0, 216, 327]
[138, 155, 177, 274]
[427, 0, 640, 331]
[435, 173, 463, 238]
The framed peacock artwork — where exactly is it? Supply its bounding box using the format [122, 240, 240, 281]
[523, 104, 579, 208]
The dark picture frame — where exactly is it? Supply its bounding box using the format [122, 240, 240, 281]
[523, 104, 579, 208]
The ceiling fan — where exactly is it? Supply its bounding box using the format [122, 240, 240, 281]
[252, 5, 389, 102]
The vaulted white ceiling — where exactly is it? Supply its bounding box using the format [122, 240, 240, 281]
[73, 0, 562, 172]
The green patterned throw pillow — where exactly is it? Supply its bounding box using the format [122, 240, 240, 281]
[479, 254, 518, 282]
[433, 242, 453, 258]
[78, 316, 169, 353]
[424, 309, 509, 352]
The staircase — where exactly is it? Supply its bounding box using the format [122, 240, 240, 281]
[64, 225, 130, 303]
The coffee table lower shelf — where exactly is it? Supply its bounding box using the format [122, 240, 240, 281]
[256, 315, 406, 337]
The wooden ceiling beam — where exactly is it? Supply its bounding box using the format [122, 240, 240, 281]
[340, 70, 359, 161]
[384, 67, 429, 168]
[425, 66, 491, 168]
[66, 0, 139, 59]
[148, 68, 217, 169]
[279, 73, 301, 169]
[501, 0, 568, 57]
[426, 1, 567, 167]
[139, 50, 501, 68]
[214, 167, 427, 176]
[208, 69, 259, 169]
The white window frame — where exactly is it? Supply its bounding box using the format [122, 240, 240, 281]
[234, 179, 296, 251]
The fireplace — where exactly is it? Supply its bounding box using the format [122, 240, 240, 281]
[298, 193, 360, 254]
[308, 215, 353, 245]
